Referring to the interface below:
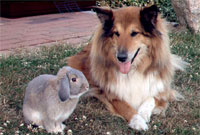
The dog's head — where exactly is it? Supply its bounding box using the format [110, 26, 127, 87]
[93, 5, 163, 74]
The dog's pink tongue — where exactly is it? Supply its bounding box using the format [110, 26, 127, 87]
[119, 61, 131, 74]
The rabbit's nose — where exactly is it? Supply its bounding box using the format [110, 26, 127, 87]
[85, 85, 89, 90]
[84, 84, 89, 90]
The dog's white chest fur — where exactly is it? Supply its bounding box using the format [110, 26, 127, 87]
[108, 71, 164, 109]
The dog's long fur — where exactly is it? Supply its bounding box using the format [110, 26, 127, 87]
[68, 5, 185, 130]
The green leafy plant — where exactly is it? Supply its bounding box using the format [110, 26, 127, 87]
[97, 0, 177, 22]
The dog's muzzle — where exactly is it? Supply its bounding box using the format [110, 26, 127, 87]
[117, 51, 128, 62]
[131, 48, 140, 63]
[117, 48, 140, 63]
[117, 48, 140, 74]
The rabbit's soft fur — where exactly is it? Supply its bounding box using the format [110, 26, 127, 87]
[23, 66, 89, 133]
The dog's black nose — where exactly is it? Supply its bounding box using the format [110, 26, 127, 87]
[117, 51, 128, 62]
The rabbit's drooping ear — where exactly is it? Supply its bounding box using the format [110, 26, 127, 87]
[58, 76, 70, 102]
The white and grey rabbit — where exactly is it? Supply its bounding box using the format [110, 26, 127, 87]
[23, 66, 89, 134]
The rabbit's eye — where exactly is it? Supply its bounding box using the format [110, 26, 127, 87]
[72, 78, 76, 82]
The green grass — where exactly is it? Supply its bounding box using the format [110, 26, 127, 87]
[0, 31, 200, 135]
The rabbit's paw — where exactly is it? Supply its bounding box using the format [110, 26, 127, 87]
[129, 114, 148, 131]
[60, 123, 66, 131]
[54, 123, 66, 133]
[138, 97, 155, 123]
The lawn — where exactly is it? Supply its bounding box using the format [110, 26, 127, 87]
[0, 31, 199, 135]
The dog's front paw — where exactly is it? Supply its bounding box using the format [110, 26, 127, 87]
[138, 107, 152, 123]
[138, 97, 155, 123]
[129, 114, 148, 131]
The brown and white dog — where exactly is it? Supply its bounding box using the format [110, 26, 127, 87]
[68, 5, 186, 130]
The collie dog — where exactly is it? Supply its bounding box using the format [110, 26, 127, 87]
[68, 5, 186, 130]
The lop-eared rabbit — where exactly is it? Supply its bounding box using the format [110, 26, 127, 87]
[23, 66, 89, 133]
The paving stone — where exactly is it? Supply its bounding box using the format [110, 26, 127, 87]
[0, 11, 99, 53]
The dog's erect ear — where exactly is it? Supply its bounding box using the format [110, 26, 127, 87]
[93, 7, 113, 24]
[58, 76, 70, 102]
[93, 7, 114, 36]
[140, 5, 159, 35]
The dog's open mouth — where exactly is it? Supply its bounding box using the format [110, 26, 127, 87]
[131, 48, 140, 64]
[119, 48, 140, 74]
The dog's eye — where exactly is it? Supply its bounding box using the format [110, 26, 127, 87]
[114, 31, 120, 37]
[72, 78, 76, 82]
[131, 31, 138, 37]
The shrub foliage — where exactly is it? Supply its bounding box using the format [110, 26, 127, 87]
[97, 0, 177, 22]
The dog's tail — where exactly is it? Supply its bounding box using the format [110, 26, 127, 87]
[171, 54, 188, 71]
[169, 55, 187, 101]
